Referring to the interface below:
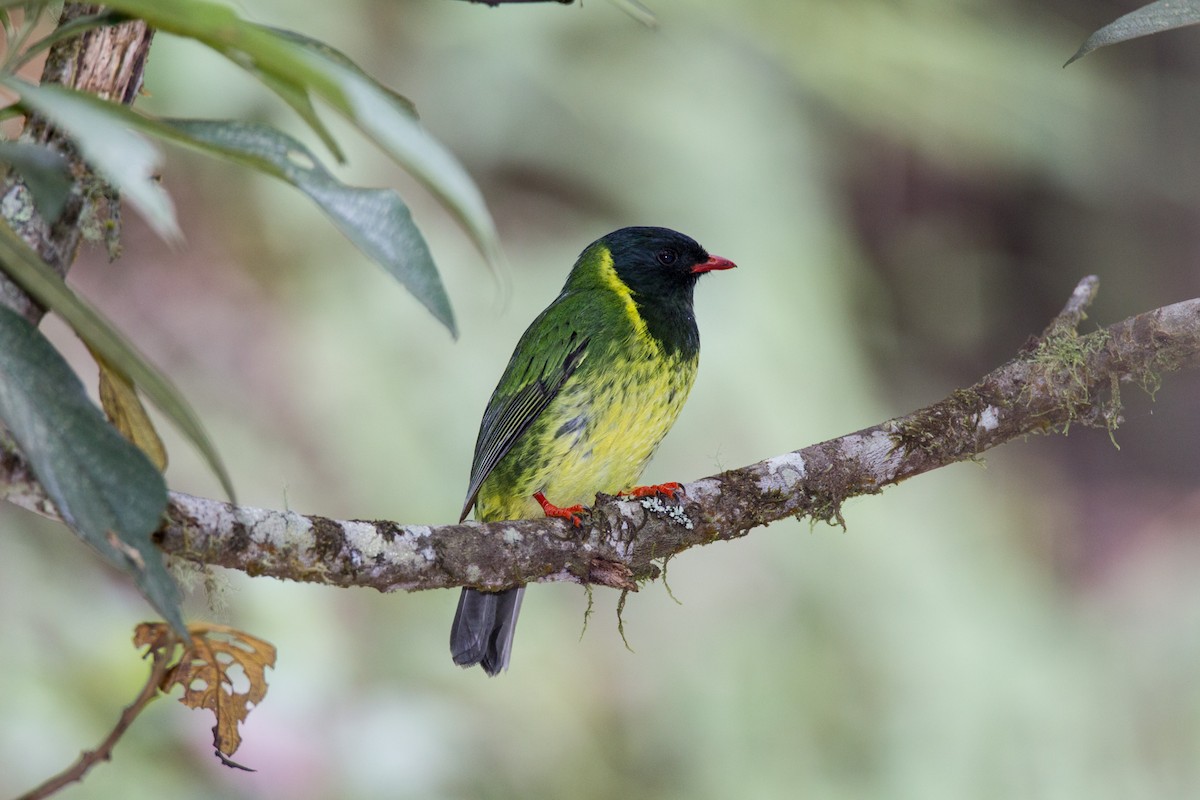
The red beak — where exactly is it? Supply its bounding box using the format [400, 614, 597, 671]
[692, 254, 737, 274]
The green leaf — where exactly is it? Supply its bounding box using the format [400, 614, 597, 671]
[0, 140, 72, 222]
[256, 25, 418, 118]
[251, 70, 346, 164]
[0, 219, 236, 502]
[238, 26, 373, 165]
[5, 77, 181, 242]
[2, 71, 458, 333]
[278, 37, 504, 271]
[1066, 0, 1200, 65]
[95, 0, 505, 270]
[0, 303, 184, 637]
[158, 119, 457, 336]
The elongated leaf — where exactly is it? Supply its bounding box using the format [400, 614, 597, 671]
[96, 0, 504, 269]
[0, 139, 72, 222]
[256, 25, 417, 118]
[236, 27, 361, 165]
[91, 343, 169, 471]
[158, 119, 455, 335]
[251, 70, 346, 164]
[0, 219, 236, 502]
[1067, 0, 1200, 65]
[0, 304, 184, 636]
[6, 78, 181, 242]
[297, 48, 505, 270]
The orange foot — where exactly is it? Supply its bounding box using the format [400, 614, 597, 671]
[534, 491, 589, 527]
[618, 482, 683, 501]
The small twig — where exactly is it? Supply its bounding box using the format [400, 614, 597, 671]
[454, 0, 574, 5]
[1042, 274, 1099, 338]
[14, 644, 171, 800]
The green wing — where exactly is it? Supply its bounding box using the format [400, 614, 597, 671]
[460, 300, 590, 522]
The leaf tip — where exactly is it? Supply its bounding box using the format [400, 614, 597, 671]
[1063, 43, 1090, 68]
[441, 308, 460, 340]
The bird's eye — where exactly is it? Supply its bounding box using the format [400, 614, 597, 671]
[656, 248, 678, 266]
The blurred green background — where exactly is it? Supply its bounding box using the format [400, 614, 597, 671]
[5, 0, 1200, 797]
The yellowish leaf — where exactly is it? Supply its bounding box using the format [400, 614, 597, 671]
[89, 344, 168, 471]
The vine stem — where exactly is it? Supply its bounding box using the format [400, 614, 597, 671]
[13, 642, 172, 800]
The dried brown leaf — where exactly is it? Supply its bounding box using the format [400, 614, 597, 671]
[135, 621, 276, 764]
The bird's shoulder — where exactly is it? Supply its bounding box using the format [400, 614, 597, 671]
[495, 287, 633, 382]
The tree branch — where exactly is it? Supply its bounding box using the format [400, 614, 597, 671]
[1, 3, 154, 323]
[3, 277, 1198, 596]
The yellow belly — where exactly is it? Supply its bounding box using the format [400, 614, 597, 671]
[475, 349, 697, 522]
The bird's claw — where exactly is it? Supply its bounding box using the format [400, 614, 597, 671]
[533, 491, 590, 527]
[618, 482, 683, 501]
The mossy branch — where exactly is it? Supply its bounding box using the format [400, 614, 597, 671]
[2, 277, 1198, 595]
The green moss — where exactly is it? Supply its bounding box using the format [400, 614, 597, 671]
[616, 588, 635, 653]
[1030, 326, 1110, 397]
[804, 489, 847, 530]
[76, 177, 122, 259]
[1, 180, 37, 227]
[888, 387, 988, 464]
[1138, 368, 1163, 401]
[659, 552, 682, 605]
[1026, 326, 1121, 438]
[579, 584, 594, 640]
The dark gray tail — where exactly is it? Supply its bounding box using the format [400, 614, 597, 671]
[450, 586, 524, 676]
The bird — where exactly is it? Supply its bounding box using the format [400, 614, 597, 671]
[451, 226, 735, 676]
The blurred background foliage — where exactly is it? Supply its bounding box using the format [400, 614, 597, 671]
[4, 0, 1200, 797]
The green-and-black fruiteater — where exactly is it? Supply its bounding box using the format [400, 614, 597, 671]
[451, 226, 735, 675]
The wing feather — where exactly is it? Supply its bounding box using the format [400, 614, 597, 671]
[460, 318, 589, 522]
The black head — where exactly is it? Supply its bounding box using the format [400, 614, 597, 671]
[588, 226, 735, 356]
[600, 226, 735, 302]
